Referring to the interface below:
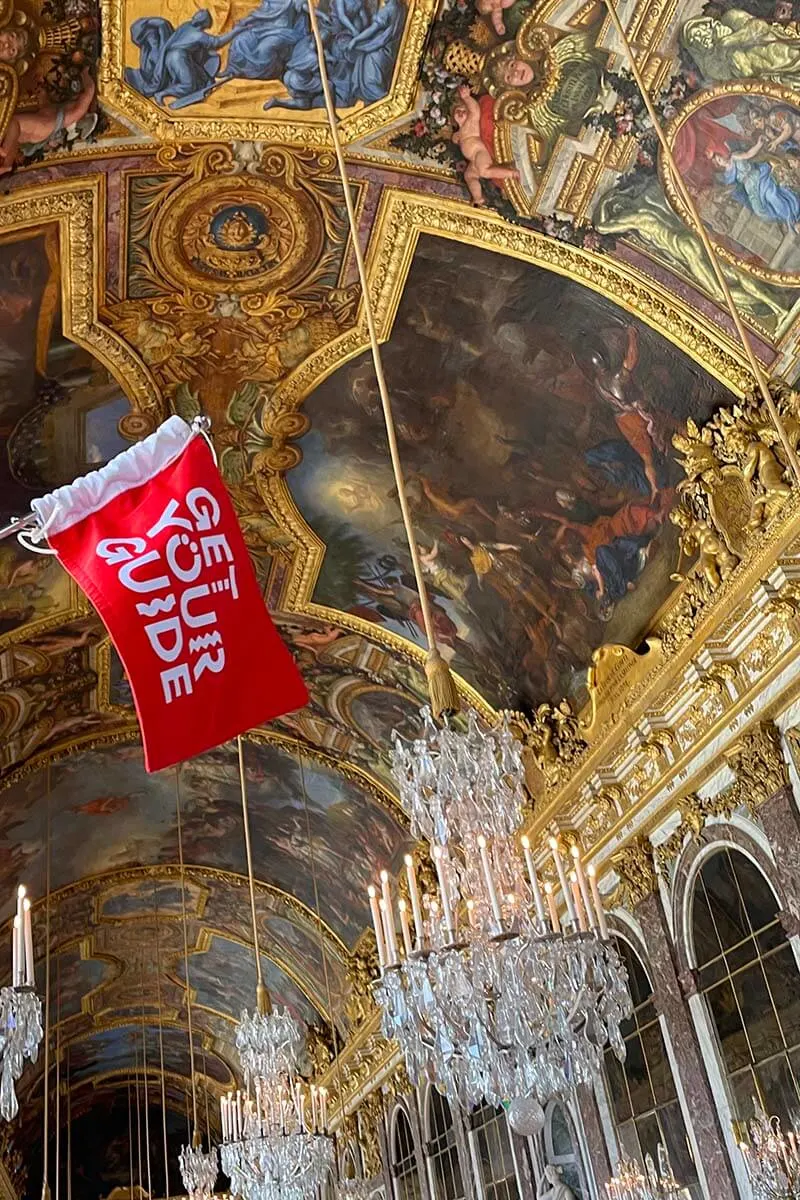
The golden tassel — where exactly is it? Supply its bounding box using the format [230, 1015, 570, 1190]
[425, 649, 460, 719]
[256, 981, 272, 1015]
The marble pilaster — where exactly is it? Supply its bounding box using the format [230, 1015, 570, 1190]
[635, 891, 739, 1200]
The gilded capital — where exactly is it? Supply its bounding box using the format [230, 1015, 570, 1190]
[611, 835, 658, 910]
[725, 720, 789, 811]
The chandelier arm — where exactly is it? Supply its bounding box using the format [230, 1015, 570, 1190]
[237, 735, 268, 1015]
[152, 878, 171, 1200]
[304, 0, 458, 718]
[176, 765, 200, 1139]
[602, 0, 800, 484]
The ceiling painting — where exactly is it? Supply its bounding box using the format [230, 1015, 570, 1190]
[172, 932, 324, 1028]
[0, 740, 408, 943]
[283, 228, 731, 709]
[100, 0, 434, 144]
[357, 0, 800, 343]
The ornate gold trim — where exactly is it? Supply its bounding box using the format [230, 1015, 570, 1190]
[0, 178, 164, 429]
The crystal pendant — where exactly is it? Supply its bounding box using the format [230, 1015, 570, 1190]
[0, 986, 42, 1121]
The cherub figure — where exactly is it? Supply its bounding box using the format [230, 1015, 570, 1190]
[451, 84, 519, 206]
[670, 507, 738, 591]
[726, 424, 792, 528]
[476, 0, 514, 36]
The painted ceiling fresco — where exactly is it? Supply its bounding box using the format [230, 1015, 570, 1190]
[0, 0, 796, 1182]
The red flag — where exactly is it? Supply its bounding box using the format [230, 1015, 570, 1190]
[31, 417, 307, 772]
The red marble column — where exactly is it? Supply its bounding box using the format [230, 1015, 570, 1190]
[573, 1084, 612, 1194]
[757, 784, 800, 934]
[635, 891, 740, 1200]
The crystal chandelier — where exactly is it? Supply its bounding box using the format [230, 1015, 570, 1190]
[180, 1134, 220, 1200]
[739, 1102, 800, 1199]
[369, 708, 631, 1127]
[220, 1000, 334, 1200]
[1, 886, 43, 1120]
[605, 1146, 685, 1198]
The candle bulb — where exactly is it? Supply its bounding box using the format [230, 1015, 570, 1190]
[319, 1086, 327, 1132]
[368, 885, 388, 969]
[477, 835, 504, 928]
[22, 898, 33, 988]
[433, 846, 455, 939]
[398, 898, 413, 956]
[587, 863, 609, 939]
[571, 845, 596, 931]
[380, 870, 399, 964]
[404, 854, 424, 950]
[521, 835, 547, 930]
[310, 1085, 318, 1132]
[570, 871, 588, 932]
[544, 882, 560, 934]
[220, 1096, 227, 1142]
[549, 837, 577, 926]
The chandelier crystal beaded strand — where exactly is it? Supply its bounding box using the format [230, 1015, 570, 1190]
[220, 737, 334, 1200]
[0, 885, 42, 1120]
[370, 708, 632, 1128]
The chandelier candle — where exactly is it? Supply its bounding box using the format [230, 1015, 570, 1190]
[587, 865, 610, 939]
[367, 886, 388, 968]
[544, 882, 561, 935]
[404, 855, 424, 947]
[380, 871, 399, 964]
[520, 836, 547, 929]
[477, 835, 504, 928]
[549, 838, 577, 926]
[433, 846, 456, 939]
[570, 873, 589, 933]
[398, 899, 414, 956]
[571, 846, 596, 932]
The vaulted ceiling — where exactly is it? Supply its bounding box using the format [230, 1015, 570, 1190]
[0, 0, 795, 1187]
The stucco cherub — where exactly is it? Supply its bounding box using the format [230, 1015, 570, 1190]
[670, 506, 738, 591]
[725, 422, 792, 529]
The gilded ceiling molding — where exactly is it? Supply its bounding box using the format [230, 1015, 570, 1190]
[0, 178, 163, 435]
[610, 836, 658, 910]
[17, 864, 351, 961]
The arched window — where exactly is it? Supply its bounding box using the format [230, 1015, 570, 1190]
[426, 1089, 464, 1200]
[392, 1109, 422, 1200]
[470, 1104, 519, 1200]
[603, 938, 700, 1197]
[542, 1103, 585, 1199]
[692, 846, 800, 1124]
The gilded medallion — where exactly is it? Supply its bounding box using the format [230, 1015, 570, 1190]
[150, 173, 324, 293]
